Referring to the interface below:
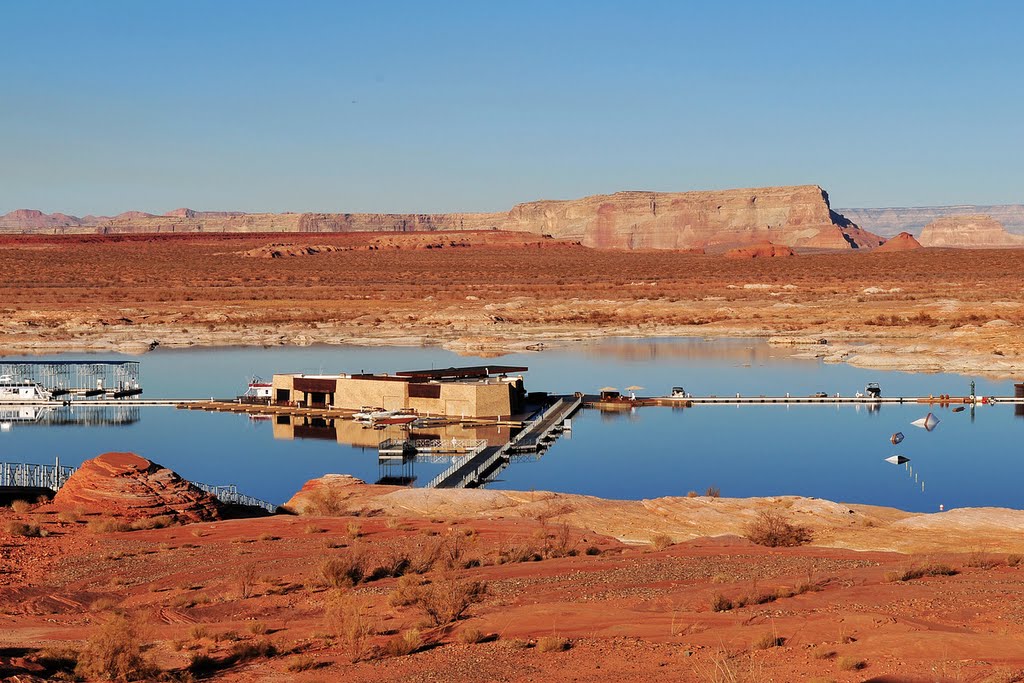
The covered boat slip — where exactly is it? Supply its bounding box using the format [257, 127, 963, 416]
[0, 361, 142, 398]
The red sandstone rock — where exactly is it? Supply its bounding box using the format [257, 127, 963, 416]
[875, 231, 923, 252]
[919, 214, 1024, 248]
[723, 242, 796, 259]
[283, 474, 399, 515]
[53, 452, 222, 523]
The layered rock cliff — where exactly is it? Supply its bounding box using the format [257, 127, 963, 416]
[503, 185, 879, 250]
[919, 215, 1024, 248]
[1, 184, 879, 250]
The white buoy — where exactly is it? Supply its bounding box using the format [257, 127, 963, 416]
[885, 455, 910, 465]
[911, 412, 940, 430]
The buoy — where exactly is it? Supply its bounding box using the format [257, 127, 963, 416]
[885, 455, 909, 465]
[911, 412, 940, 430]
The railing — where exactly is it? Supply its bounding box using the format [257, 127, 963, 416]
[0, 462, 76, 490]
[424, 440, 490, 488]
[191, 482, 278, 513]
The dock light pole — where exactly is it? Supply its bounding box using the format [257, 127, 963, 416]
[970, 380, 976, 401]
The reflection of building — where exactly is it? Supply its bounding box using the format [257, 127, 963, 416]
[271, 414, 513, 449]
[271, 366, 527, 418]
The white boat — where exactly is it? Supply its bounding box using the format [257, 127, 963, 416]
[0, 374, 52, 401]
[243, 376, 273, 400]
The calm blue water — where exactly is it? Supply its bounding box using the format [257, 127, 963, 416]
[0, 338, 1020, 512]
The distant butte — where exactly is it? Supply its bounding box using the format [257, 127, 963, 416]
[919, 215, 1024, 248]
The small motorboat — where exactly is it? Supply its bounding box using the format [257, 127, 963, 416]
[885, 455, 910, 465]
[890, 432, 904, 445]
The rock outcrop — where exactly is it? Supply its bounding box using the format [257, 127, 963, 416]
[1, 184, 881, 250]
[283, 474, 396, 515]
[919, 215, 1024, 248]
[723, 242, 796, 259]
[53, 452, 223, 523]
[875, 231, 923, 252]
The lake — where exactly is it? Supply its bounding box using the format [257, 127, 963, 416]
[1, 338, 1020, 512]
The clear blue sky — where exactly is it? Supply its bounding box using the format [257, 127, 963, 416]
[2, 1, 1022, 215]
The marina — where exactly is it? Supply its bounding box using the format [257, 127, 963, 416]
[0, 339, 1021, 512]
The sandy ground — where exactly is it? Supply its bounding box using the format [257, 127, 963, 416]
[0, 232, 1022, 379]
[5, 488, 1024, 682]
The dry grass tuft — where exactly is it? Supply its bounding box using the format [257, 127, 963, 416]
[324, 590, 376, 663]
[705, 486, 721, 498]
[536, 636, 571, 652]
[394, 571, 487, 626]
[74, 612, 156, 681]
[886, 563, 958, 582]
[87, 517, 132, 534]
[1007, 553, 1023, 567]
[745, 510, 812, 547]
[384, 628, 422, 657]
[6, 520, 44, 537]
[754, 633, 785, 649]
[320, 549, 366, 588]
[650, 534, 673, 551]
[457, 627, 486, 644]
[710, 593, 733, 612]
[10, 499, 31, 513]
[837, 656, 867, 671]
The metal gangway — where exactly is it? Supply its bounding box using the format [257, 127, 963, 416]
[0, 458, 277, 513]
[0, 361, 142, 398]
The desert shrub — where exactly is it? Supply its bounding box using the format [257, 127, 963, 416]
[686, 490, 699, 498]
[301, 487, 348, 516]
[239, 563, 260, 598]
[10, 499, 31, 513]
[498, 541, 543, 564]
[89, 597, 119, 612]
[347, 521, 362, 539]
[650, 534, 673, 551]
[409, 572, 487, 626]
[189, 625, 209, 641]
[304, 523, 326, 534]
[74, 612, 156, 681]
[324, 590, 376, 662]
[321, 550, 366, 588]
[585, 546, 601, 556]
[384, 628, 422, 657]
[457, 627, 485, 644]
[248, 621, 268, 636]
[744, 510, 812, 547]
[886, 563, 957, 582]
[965, 552, 1001, 569]
[536, 636, 571, 652]
[257, 532, 279, 541]
[754, 633, 785, 649]
[1007, 553, 1022, 567]
[88, 517, 132, 534]
[286, 654, 324, 672]
[129, 515, 173, 531]
[229, 639, 277, 662]
[710, 594, 733, 612]
[57, 508, 83, 524]
[38, 647, 80, 678]
[705, 486, 721, 498]
[838, 656, 866, 671]
[388, 575, 426, 608]
[6, 520, 44, 537]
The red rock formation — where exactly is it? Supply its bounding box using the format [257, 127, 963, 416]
[1, 185, 882, 250]
[503, 185, 880, 250]
[723, 242, 796, 259]
[875, 232, 923, 252]
[283, 474, 398, 515]
[53, 452, 222, 523]
[919, 215, 1024, 248]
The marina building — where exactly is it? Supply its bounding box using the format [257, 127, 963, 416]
[270, 366, 528, 418]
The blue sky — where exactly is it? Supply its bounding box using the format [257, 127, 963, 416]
[2, 1, 1021, 215]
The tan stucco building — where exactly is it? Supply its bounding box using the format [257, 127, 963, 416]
[270, 366, 527, 419]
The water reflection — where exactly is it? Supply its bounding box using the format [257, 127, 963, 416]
[0, 405, 140, 430]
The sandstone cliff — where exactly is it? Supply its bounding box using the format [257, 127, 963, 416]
[503, 185, 879, 250]
[0, 184, 880, 250]
[919, 215, 1024, 248]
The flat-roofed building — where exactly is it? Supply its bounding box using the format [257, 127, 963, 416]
[270, 366, 527, 419]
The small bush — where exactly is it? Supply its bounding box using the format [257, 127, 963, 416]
[130, 515, 173, 531]
[6, 520, 44, 537]
[585, 546, 601, 556]
[384, 628, 422, 657]
[57, 509, 83, 524]
[886, 563, 958, 582]
[75, 612, 156, 681]
[745, 511, 812, 547]
[229, 639, 277, 662]
[248, 621, 268, 636]
[88, 517, 132, 534]
[189, 625, 209, 640]
[838, 656, 866, 671]
[965, 552, 1001, 569]
[457, 627, 485, 644]
[409, 572, 487, 626]
[304, 523, 326, 534]
[650, 534, 673, 551]
[11, 499, 31, 513]
[536, 636, 570, 652]
[321, 550, 365, 588]
[324, 590, 376, 663]
[705, 486, 721, 498]
[754, 633, 785, 649]
[287, 654, 324, 672]
[89, 597, 119, 612]
[388, 575, 426, 608]
[710, 594, 733, 612]
[258, 532, 279, 541]
[1007, 553, 1023, 567]
[686, 490, 699, 498]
